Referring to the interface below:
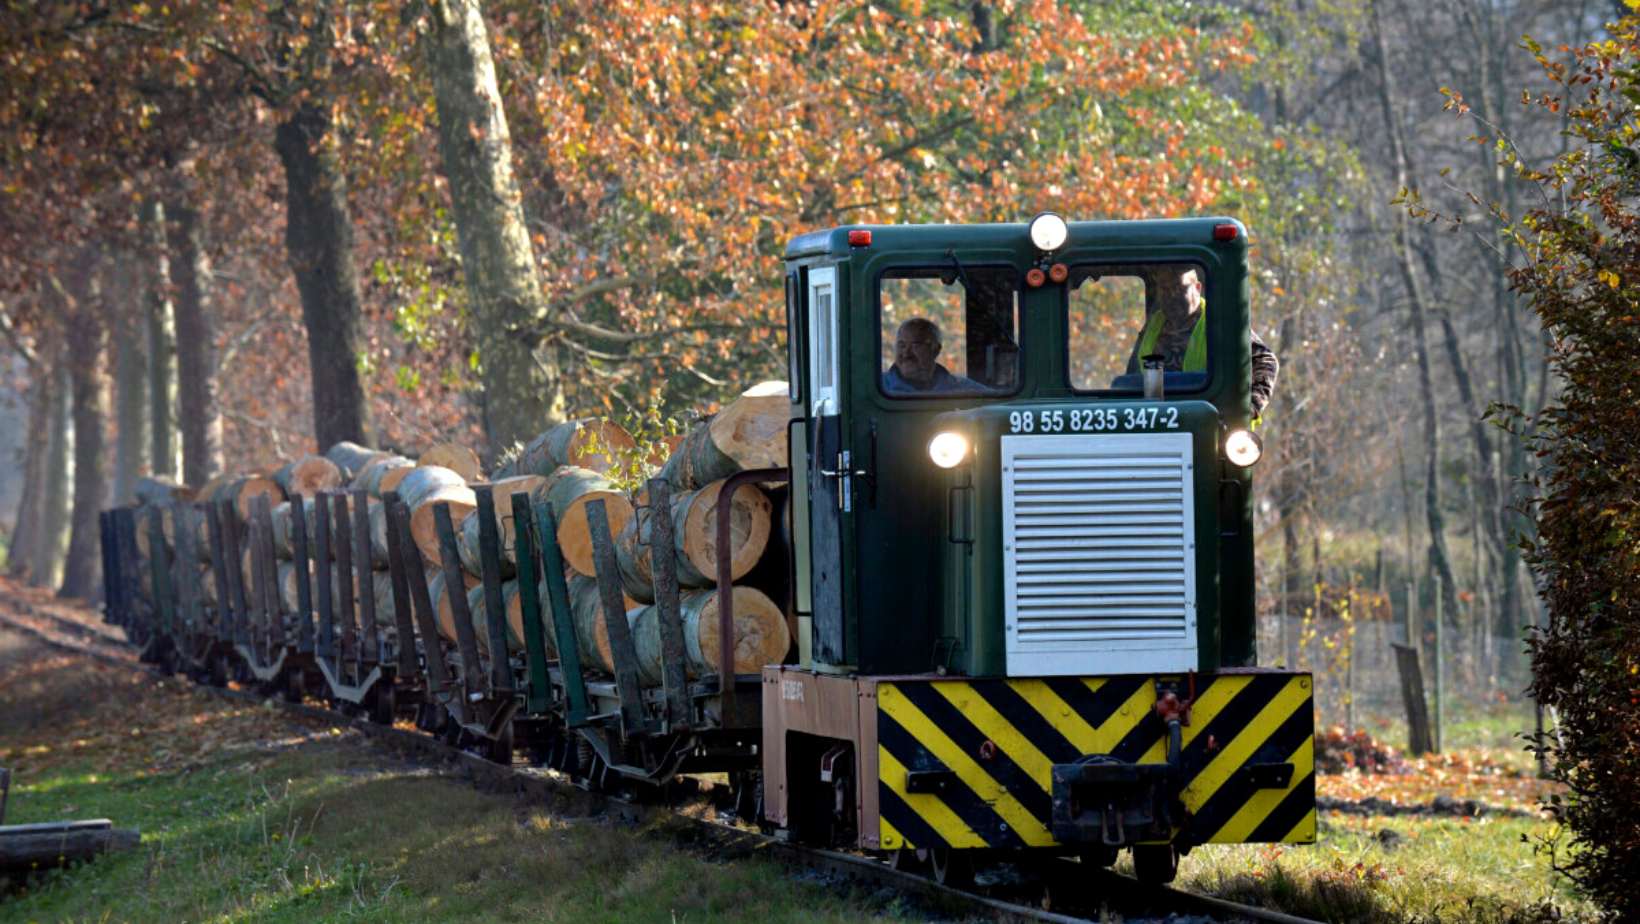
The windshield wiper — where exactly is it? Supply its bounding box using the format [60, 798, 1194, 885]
[944, 249, 972, 290]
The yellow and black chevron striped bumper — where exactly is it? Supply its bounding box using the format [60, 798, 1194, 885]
[876, 671, 1315, 851]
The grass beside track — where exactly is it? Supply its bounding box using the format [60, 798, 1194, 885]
[0, 629, 916, 924]
[1170, 703, 1596, 924]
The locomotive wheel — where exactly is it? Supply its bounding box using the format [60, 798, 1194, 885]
[924, 847, 974, 889]
[886, 848, 927, 873]
[1131, 844, 1178, 884]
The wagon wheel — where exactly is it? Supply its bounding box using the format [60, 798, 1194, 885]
[485, 722, 515, 765]
[369, 683, 396, 726]
[208, 652, 230, 688]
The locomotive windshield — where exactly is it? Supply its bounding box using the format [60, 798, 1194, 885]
[878, 265, 1020, 397]
[1067, 261, 1211, 393]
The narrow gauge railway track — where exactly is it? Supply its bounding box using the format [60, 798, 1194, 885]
[0, 593, 1321, 924]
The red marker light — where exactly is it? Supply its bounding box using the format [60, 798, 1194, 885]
[1026, 267, 1046, 288]
[1048, 262, 1069, 284]
[848, 229, 872, 247]
[1213, 223, 1240, 242]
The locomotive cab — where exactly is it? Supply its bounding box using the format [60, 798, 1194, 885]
[765, 216, 1312, 883]
[784, 217, 1257, 677]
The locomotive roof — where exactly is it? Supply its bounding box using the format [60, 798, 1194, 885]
[783, 216, 1247, 260]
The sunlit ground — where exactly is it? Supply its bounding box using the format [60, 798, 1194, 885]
[1171, 698, 1595, 923]
[0, 629, 919, 924]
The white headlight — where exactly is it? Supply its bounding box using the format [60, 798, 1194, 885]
[1028, 212, 1069, 251]
[1224, 429, 1263, 467]
[928, 431, 970, 469]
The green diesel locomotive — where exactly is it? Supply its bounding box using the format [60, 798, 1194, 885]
[100, 212, 1313, 895]
[763, 214, 1313, 883]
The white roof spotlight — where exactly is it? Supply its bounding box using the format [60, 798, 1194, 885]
[1028, 211, 1069, 252]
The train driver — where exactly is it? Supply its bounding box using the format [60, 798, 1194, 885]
[882, 318, 984, 394]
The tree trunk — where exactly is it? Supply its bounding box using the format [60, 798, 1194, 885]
[32, 357, 73, 588]
[144, 200, 179, 480]
[113, 285, 149, 505]
[5, 359, 51, 579]
[424, 0, 564, 459]
[1369, 0, 1460, 628]
[274, 101, 374, 451]
[168, 200, 223, 486]
[59, 295, 107, 600]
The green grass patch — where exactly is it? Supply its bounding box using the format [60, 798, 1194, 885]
[0, 632, 918, 923]
[1174, 811, 1596, 923]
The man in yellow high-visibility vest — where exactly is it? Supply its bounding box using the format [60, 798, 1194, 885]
[1127, 268, 1279, 419]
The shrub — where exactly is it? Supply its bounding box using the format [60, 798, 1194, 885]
[1491, 18, 1640, 920]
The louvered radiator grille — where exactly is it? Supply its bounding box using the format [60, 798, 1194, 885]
[1001, 433, 1198, 676]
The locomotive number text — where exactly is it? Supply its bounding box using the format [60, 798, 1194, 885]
[1007, 407, 1180, 434]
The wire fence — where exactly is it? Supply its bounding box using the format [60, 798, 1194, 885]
[1255, 587, 1538, 748]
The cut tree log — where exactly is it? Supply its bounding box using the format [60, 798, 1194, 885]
[566, 576, 787, 684]
[355, 454, 415, 496]
[199, 561, 217, 606]
[275, 560, 341, 615]
[463, 580, 524, 654]
[269, 498, 322, 561]
[615, 479, 772, 602]
[454, 475, 547, 578]
[366, 497, 392, 569]
[427, 569, 481, 643]
[362, 569, 403, 646]
[659, 381, 788, 491]
[0, 821, 141, 871]
[492, 419, 637, 479]
[204, 474, 285, 520]
[133, 476, 194, 506]
[273, 454, 343, 498]
[397, 466, 477, 564]
[536, 467, 634, 577]
[324, 441, 382, 480]
[419, 442, 482, 482]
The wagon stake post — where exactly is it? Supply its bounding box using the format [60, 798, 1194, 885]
[533, 501, 590, 727]
[586, 497, 648, 735]
[472, 485, 514, 694]
[510, 492, 552, 714]
[434, 500, 487, 701]
[646, 477, 690, 731]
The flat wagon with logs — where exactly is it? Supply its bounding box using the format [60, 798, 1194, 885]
[97, 214, 1314, 892]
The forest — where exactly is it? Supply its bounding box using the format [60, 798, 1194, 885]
[1, 1, 1637, 922]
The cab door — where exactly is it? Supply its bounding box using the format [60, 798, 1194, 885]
[804, 266, 852, 667]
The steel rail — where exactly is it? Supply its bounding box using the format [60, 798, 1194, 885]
[0, 594, 1321, 924]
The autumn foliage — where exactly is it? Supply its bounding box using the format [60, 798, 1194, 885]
[1493, 18, 1640, 920]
